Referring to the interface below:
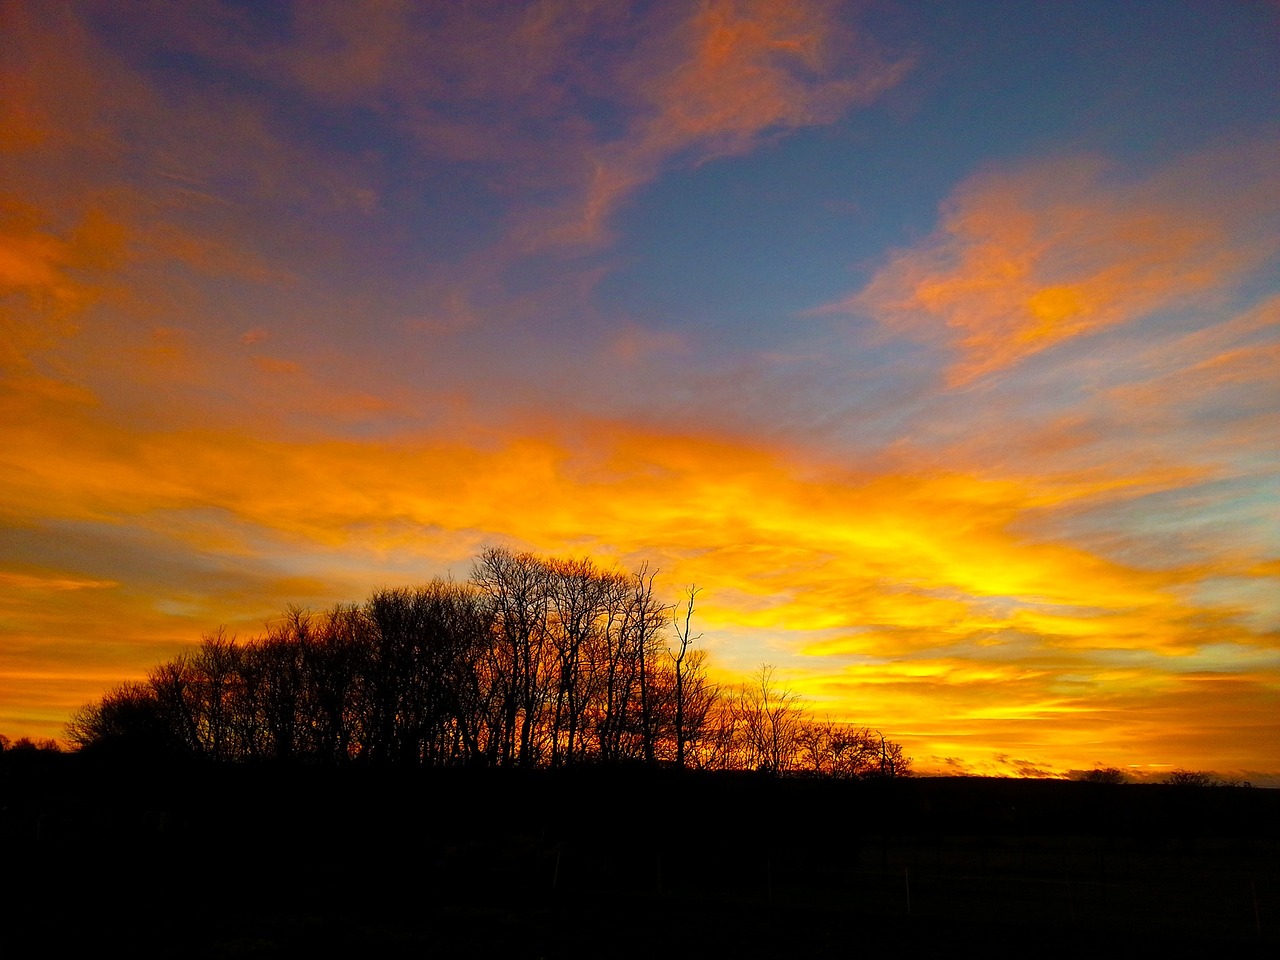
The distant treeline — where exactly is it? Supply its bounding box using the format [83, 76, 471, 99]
[67, 547, 909, 775]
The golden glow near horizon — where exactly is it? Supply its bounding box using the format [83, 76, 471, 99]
[2, 2, 1278, 780]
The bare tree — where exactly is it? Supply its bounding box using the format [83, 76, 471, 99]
[236, 607, 311, 761]
[589, 569, 634, 763]
[735, 664, 804, 774]
[148, 655, 201, 754]
[797, 719, 905, 778]
[189, 629, 242, 761]
[670, 585, 701, 768]
[625, 564, 667, 764]
[66, 681, 168, 754]
[472, 547, 553, 766]
[546, 557, 609, 766]
[302, 603, 369, 762]
[63, 549, 912, 777]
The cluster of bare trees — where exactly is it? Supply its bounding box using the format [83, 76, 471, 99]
[1075, 767, 1251, 787]
[67, 548, 908, 775]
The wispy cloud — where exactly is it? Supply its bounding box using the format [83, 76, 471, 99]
[0, 571, 117, 592]
[4, 380, 1267, 660]
[149, 0, 908, 250]
[838, 141, 1280, 385]
[511, 0, 910, 248]
[0, 200, 126, 369]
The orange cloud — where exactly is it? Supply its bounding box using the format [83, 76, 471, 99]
[513, 0, 909, 248]
[0, 199, 127, 372]
[0, 571, 116, 592]
[0, 202, 125, 301]
[608, 325, 688, 363]
[806, 658, 1280, 780]
[1101, 294, 1280, 421]
[143, 224, 281, 283]
[843, 143, 1280, 384]
[1, 381, 1254, 659]
[0, 5, 49, 151]
[0, 2, 131, 154]
[252, 355, 304, 376]
[641, 0, 900, 153]
[3, 371, 1275, 771]
[8, 1, 903, 271]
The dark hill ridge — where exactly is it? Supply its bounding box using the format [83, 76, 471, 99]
[4, 756, 1278, 957]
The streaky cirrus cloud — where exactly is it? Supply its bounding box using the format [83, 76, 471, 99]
[92, 0, 907, 256]
[521, 0, 911, 248]
[3, 365, 1267, 659]
[837, 139, 1280, 385]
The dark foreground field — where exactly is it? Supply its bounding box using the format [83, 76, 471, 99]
[4, 755, 1278, 958]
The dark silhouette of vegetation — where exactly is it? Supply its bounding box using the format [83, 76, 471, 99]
[0, 733, 61, 754]
[1163, 768, 1251, 788]
[64, 547, 910, 776]
[4, 758, 1275, 959]
[1076, 766, 1129, 784]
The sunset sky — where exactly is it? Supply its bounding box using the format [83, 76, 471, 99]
[3, 1, 1278, 780]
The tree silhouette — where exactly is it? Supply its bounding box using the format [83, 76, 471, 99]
[670, 585, 701, 768]
[734, 664, 804, 774]
[63, 548, 909, 776]
[473, 547, 553, 766]
[67, 680, 177, 756]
